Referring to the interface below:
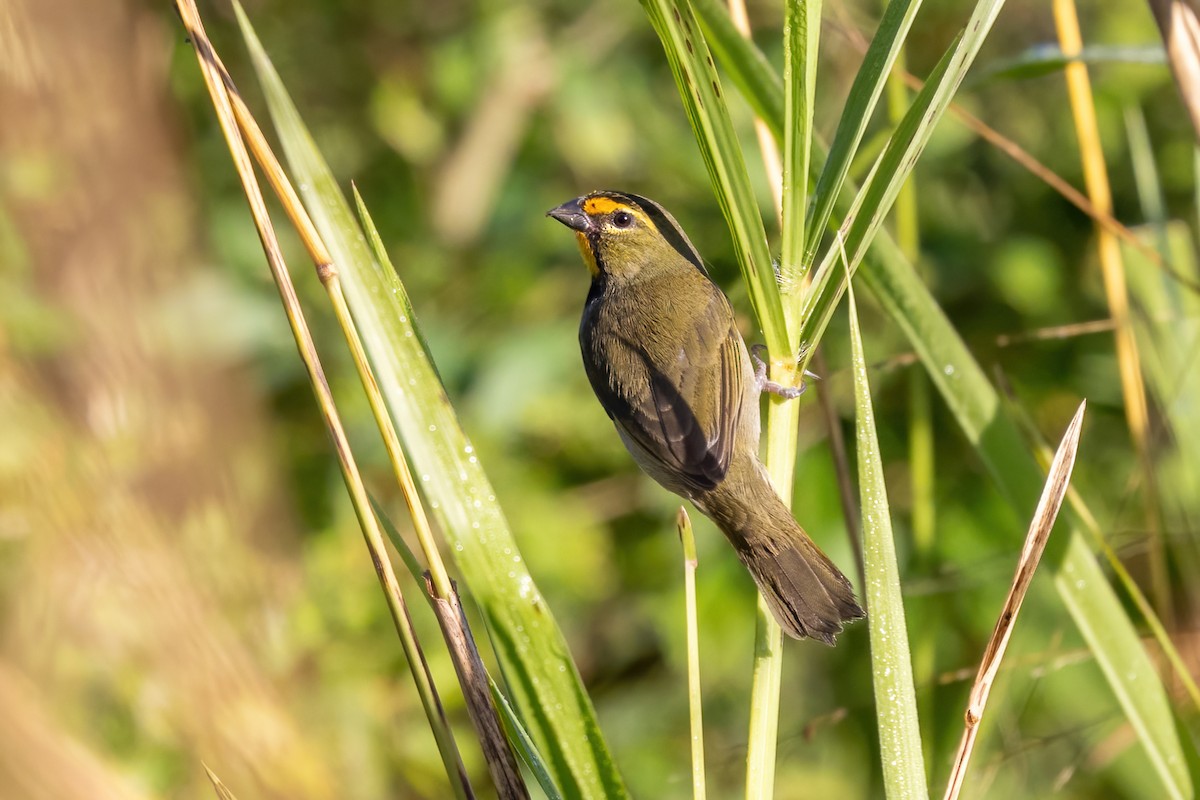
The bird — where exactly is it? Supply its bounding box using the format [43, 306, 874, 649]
[547, 190, 863, 644]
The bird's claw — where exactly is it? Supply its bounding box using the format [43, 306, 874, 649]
[751, 344, 817, 400]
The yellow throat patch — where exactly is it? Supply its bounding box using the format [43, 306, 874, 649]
[574, 231, 600, 277]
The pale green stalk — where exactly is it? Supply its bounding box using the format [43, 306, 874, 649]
[678, 509, 707, 800]
[745, 393, 792, 800]
[745, 0, 823, 790]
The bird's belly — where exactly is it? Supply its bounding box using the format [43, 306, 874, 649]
[613, 424, 703, 500]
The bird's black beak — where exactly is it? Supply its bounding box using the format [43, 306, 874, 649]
[546, 198, 593, 233]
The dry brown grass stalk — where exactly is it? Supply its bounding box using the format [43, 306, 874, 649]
[942, 401, 1086, 800]
[427, 577, 530, 800]
[204, 765, 240, 800]
[1148, 0, 1200, 141]
[172, 2, 473, 796]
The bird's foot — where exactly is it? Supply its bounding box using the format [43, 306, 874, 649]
[751, 344, 819, 400]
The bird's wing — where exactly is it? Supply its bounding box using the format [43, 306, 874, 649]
[585, 287, 746, 496]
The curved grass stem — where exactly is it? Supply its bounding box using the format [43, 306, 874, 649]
[176, 3, 470, 795]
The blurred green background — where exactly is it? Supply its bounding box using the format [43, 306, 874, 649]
[1, 0, 1197, 797]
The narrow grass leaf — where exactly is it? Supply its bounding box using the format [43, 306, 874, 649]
[640, 0, 789, 353]
[236, 10, 627, 799]
[802, 0, 1008, 356]
[779, 0, 823, 317]
[698, 4, 1192, 790]
[996, 368, 1200, 713]
[1055, 535, 1191, 800]
[976, 44, 1166, 84]
[1124, 106, 1171, 256]
[857, 230, 1193, 800]
[692, 0, 785, 141]
[490, 679, 566, 800]
[799, 39, 958, 356]
[847, 276, 928, 800]
[803, 0, 923, 269]
[1124, 224, 1200, 510]
[372, 495, 426, 584]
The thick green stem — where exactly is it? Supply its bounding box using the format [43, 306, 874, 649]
[745, 365, 802, 799]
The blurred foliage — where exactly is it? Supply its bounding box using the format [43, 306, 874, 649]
[2, 0, 1199, 797]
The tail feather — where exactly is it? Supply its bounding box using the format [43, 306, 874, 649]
[735, 531, 864, 644]
[698, 464, 864, 644]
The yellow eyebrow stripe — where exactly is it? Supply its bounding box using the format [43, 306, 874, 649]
[582, 196, 652, 228]
[582, 196, 624, 215]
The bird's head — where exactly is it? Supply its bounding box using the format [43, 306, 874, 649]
[547, 191, 707, 281]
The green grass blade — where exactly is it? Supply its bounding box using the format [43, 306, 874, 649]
[235, 10, 627, 799]
[693, 0, 785, 142]
[640, 0, 789, 353]
[490, 679, 567, 800]
[833, 0, 1004, 264]
[663, 2, 1190, 791]
[779, 0, 823, 323]
[1124, 223, 1200, 496]
[1055, 534, 1191, 800]
[847, 276, 928, 800]
[1121, 223, 1200, 713]
[976, 44, 1166, 84]
[1125, 106, 1174, 262]
[858, 228, 1193, 800]
[375, 497, 567, 800]
[801, 0, 1009, 358]
[798, 37, 958, 358]
[803, 0, 923, 269]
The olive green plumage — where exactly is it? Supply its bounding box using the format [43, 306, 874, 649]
[548, 190, 863, 644]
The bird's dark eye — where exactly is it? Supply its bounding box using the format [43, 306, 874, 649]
[612, 210, 634, 229]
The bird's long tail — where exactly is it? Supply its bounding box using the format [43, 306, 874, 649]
[697, 461, 864, 644]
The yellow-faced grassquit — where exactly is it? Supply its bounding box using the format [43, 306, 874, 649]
[548, 190, 863, 644]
